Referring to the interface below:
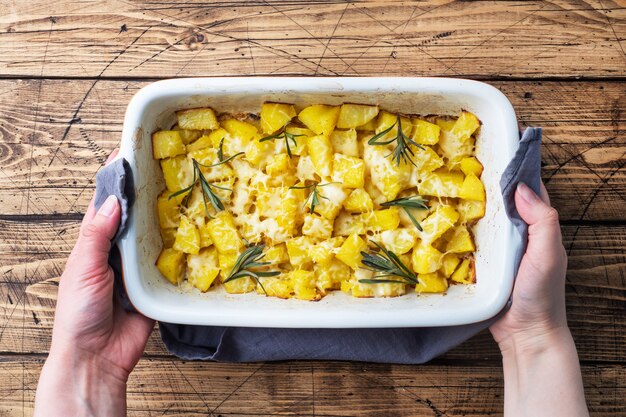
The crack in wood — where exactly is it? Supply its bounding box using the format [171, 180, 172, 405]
[45, 25, 153, 170]
[2, 2, 626, 415]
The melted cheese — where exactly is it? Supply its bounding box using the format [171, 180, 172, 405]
[155, 106, 485, 300]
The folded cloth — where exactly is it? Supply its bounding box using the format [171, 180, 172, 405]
[95, 158, 136, 310]
[94, 128, 542, 364]
[95, 158, 134, 240]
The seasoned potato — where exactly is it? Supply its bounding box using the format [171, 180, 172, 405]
[367, 208, 400, 232]
[337, 104, 379, 129]
[459, 173, 486, 201]
[315, 259, 350, 293]
[410, 119, 440, 145]
[224, 276, 257, 294]
[286, 236, 315, 266]
[258, 276, 293, 299]
[336, 233, 367, 269]
[222, 119, 258, 143]
[177, 108, 219, 130]
[330, 128, 359, 157]
[451, 259, 475, 284]
[415, 272, 448, 293]
[307, 134, 334, 178]
[310, 237, 344, 265]
[460, 157, 484, 177]
[291, 269, 319, 301]
[418, 169, 465, 198]
[152, 130, 186, 159]
[412, 243, 443, 275]
[375, 111, 412, 141]
[160, 228, 178, 248]
[302, 214, 334, 240]
[445, 226, 476, 253]
[333, 212, 367, 236]
[156, 248, 185, 285]
[298, 104, 340, 135]
[457, 199, 486, 223]
[438, 111, 479, 166]
[332, 154, 365, 188]
[260, 102, 296, 134]
[187, 247, 220, 292]
[343, 188, 374, 213]
[441, 253, 461, 278]
[314, 183, 347, 220]
[160, 156, 193, 193]
[173, 126, 202, 145]
[153, 104, 486, 299]
[419, 205, 460, 245]
[409, 146, 445, 179]
[374, 228, 417, 255]
[207, 212, 243, 254]
[157, 191, 183, 229]
[364, 145, 411, 200]
[173, 215, 201, 255]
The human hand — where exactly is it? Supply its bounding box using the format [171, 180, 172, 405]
[491, 181, 588, 417]
[490, 181, 568, 350]
[35, 150, 154, 417]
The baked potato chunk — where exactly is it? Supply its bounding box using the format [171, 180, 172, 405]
[152, 104, 485, 298]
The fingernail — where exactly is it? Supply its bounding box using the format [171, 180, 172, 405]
[517, 182, 539, 204]
[98, 195, 118, 217]
[105, 149, 120, 165]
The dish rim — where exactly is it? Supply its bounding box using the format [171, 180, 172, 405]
[117, 77, 520, 328]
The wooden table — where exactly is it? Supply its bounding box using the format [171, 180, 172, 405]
[1, 1, 624, 415]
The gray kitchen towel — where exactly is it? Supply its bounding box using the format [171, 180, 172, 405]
[94, 127, 542, 364]
[95, 158, 136, 310]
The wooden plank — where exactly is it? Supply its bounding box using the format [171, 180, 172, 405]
[1, 220, 624, 362]
[0, 355, 623, 416]
[0, 79, 625, 220]
[1, 1, 625, 79]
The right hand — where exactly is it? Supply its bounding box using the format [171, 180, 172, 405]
[490, 181, 569, 351]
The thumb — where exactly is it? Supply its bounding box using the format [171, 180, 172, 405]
[515, 182, 565, 269]
[75, 195, 121, 269]
[515, 182, 560, 232]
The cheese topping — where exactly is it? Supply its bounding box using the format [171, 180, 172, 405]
[153, 105, 485, 299]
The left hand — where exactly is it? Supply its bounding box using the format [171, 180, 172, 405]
[35, 150, 154, 417]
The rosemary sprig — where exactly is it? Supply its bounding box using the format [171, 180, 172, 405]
[224, 244, 281, 295]
[359, 241, 419, 285]
[259, 125, 304, 157]
[368, 116, 424, 167]
[289, 182, 338, 214]
[168, 154, 242, 216]
[381, 195, 428, 231]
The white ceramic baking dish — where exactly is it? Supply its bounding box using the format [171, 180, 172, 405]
[117, 77, 521, 328]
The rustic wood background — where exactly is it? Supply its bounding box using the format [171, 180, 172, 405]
[1, 0, 625, 415]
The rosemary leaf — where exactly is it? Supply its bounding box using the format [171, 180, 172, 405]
[289, 182, 337, 214]
[358, 278, 408, 285]
[224, 244, 281, 295]
[381, 196, 428, 231]
[367, 116, 424, 167]
[168, 157, 241, 217]
[196, 151, 243, 168]
[168, 184, 194, 201]
[217, 137, 225, 162]
[259, 126, 304, 158]
[359, 241, 419, 285]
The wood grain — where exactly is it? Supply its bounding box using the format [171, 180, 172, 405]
[1, 220, 624, 362]
[1, 1, 625, 79]
[0, 80, 624, 220]
[1, 1, 625, 415]
[0, 356, 624, 416]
